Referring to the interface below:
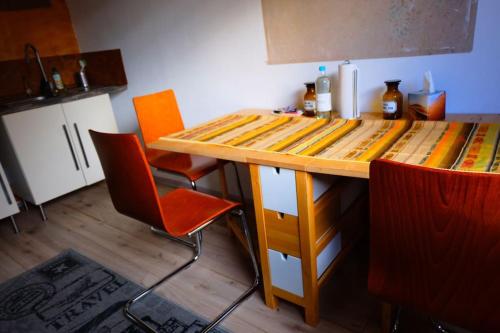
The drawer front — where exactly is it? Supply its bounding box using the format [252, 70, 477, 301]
[260, 166, 337, 216]
[317, 232, 342, 279]
[260, 166, 297, 215]
[264, 209, 300, 257]
[312, 173, 338, 201]
[268, 249, 303, 297]
[315, 187, 341, 241]
[315, 178, 368, 241]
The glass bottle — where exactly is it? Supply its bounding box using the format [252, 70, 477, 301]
[303, 82, 316, 117]
[52, 67, 65, 91]
[383, 80, 403, 120]
[315, 66, 332, 119]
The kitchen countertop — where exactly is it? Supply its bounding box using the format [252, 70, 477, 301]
[0, 85, 126, 116]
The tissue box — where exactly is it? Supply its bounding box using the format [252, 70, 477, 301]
[408, 90, 446, 120]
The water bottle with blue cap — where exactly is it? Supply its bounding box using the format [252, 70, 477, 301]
[315, 65, 332, 119]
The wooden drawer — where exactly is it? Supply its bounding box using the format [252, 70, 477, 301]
[260, 166, 298, 215]
[316, 232, 342, 279]
[268, 249, 304, 297]
[315, 178, 367, 243]
[268, 232, 342, 297]
[264, 209, 300, 257]
[265, 177, 368, 257]
[259, 165, 337, 216]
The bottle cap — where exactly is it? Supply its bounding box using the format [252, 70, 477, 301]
[384, 79, 401, 86]
[384, 80, 401, 84]
[319, 66, 326, 71]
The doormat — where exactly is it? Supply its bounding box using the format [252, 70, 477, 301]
[0, 249, 228, 333]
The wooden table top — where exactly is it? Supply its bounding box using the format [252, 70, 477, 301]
[149, 110, 500, 178]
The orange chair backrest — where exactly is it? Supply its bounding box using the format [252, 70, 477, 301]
[133, 89, 185, 145]
[89, 130, 166, 231]
[369, 159, 500, 333]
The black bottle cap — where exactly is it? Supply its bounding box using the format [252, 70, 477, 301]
[384, 79, 401, 85]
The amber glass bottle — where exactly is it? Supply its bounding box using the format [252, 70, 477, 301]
[383, 80, 403, 120]
[303, 82, 316, 117]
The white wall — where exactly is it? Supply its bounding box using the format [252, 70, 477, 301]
[66, 0, 500, 195]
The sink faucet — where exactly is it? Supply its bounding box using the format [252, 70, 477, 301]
[24, 43, 53, 97]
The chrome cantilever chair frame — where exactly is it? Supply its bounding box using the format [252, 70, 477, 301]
[152, 160, 247, 249]
[9, 216, 20, 234]
[185, 160, 245, 205]
[389, 306, 453, 333]
[124, 208, 260, 333]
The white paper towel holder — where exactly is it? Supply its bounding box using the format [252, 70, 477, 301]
[338, 60, 359, 119]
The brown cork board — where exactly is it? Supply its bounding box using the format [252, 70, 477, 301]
[261, 0, 478, 64]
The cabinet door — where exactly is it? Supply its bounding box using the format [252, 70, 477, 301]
[62, 94, 118, 185]
[2, 105, 86, 204]
[0, 162, 19, 219]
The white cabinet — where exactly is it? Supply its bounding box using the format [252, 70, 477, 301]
[0, 94, 118, 206]
[0, 161, 19, 220]
[62, 94, 117, 185]
[1, 104, 87, 204]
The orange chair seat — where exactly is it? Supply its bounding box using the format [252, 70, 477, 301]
[146, 148, 222, 182]
[159, 188, 239, 237]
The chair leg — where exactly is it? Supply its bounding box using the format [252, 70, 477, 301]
[124, 232, 202, 333]
[126, 208, 259, 333]
[392, 306, 401, 333]
[10, 216, 20, 234]
[382, 303, 401, 333]
[150, 226, 196, 249]
[200, 209, 260, 333]
[38, 204, 47, 221]
[430, 319, 453, 333]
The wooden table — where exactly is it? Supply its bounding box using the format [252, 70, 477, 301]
[150, 110, 500, 325]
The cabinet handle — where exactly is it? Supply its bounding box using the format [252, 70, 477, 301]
[0, 173, 13, 205]
[74, 123, 90, 168]
[62, 124, 80, 171]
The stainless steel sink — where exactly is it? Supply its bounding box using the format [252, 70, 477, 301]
[16, 96, 48, 103]
[1, 95, 49, 108]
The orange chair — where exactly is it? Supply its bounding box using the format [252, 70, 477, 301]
[89, 130, 259, 333]
[369, 159, 500, 333]
[133, 89, 244, 197]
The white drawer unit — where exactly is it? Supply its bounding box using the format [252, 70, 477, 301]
[268, 248, 304, 296]
[0, 94, 118, 217]
[268, 232, 342, 297]
[259, 165, 337, 216]
[0, 161, 20, 233]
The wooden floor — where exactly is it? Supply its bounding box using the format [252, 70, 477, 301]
[0, 182, 456, 333]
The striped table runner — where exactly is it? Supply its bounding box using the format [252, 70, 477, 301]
[165, 114, 500, 173]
